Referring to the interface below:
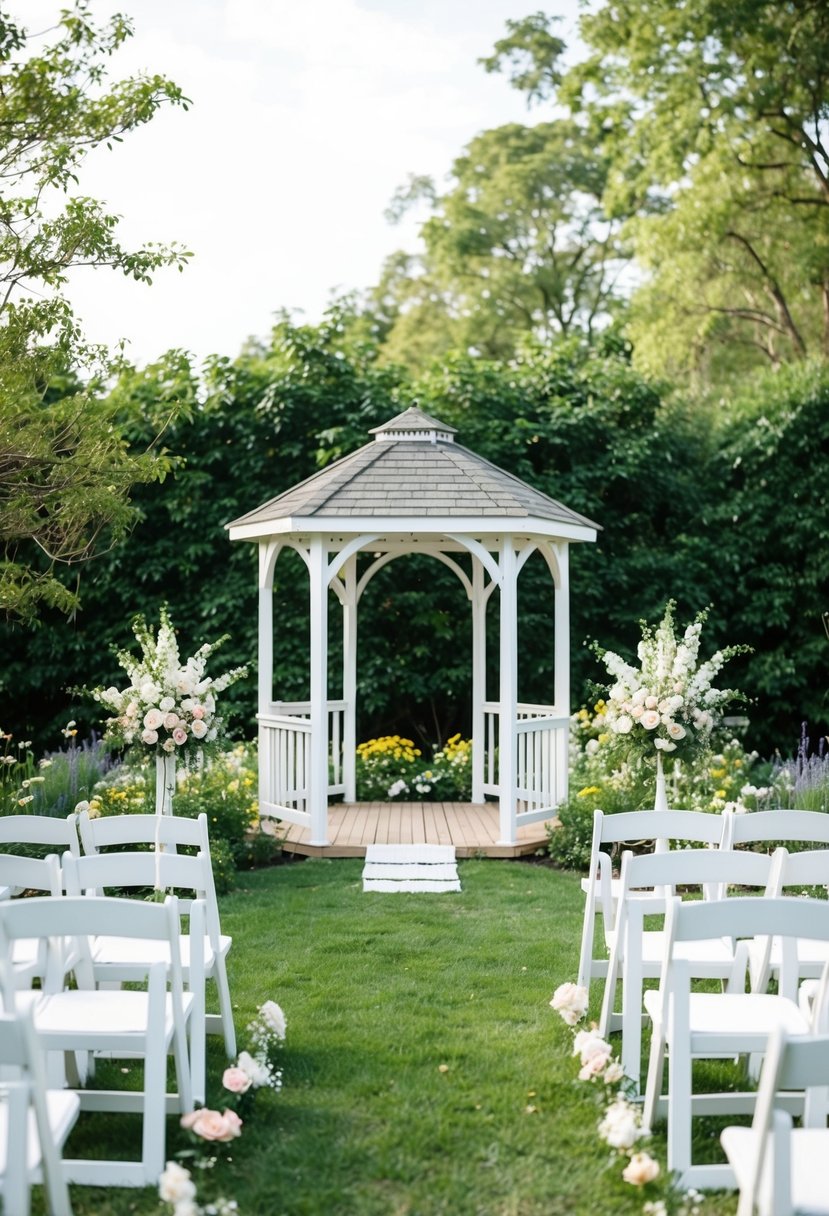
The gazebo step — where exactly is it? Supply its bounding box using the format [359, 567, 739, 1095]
[363, 862, 459, 882]
[362, 844, 460, 893]
[365, 844, 456, 864]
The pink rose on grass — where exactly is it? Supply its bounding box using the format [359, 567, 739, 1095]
[143, 708, 164, 731]
[172, 726, 188, 746]
[141, 728, 159, 745]
[222, 1065, 253, 1094]
[622, 1152, 660, 1186]
[180, 1107, 242, 1142]
[190, 718, 208, 740]
[550, 982, 588, 1026]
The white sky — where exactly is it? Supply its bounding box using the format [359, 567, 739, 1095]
[18, 1, 586, 369]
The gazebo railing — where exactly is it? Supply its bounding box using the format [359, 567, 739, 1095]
[257, 699, 345, 827]
[482, 701, 569, 824]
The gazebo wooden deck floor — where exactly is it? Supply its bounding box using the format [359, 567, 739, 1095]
[276, 801, 557, 859]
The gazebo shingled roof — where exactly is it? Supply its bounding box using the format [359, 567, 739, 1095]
[227, 406, 600, 532]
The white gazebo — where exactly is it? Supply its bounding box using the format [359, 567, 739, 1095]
[227, 406, 599, 848]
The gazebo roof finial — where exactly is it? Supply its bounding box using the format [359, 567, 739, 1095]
[369, 406, 457, 443]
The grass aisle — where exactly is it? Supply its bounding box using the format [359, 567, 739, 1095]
[55, 858, 738, 1216]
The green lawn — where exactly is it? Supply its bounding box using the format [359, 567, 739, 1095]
[44, 858, 740, 1216]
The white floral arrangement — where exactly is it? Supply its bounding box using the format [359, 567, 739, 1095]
[592, 601, 746, 770]
[87, 606, 247, 760]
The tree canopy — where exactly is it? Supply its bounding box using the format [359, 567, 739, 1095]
[0, 2, 191, 620]
[479, 1, 829, 382]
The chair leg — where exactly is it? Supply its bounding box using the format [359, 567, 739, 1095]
[141, 1033, 168, 1185]
[213, 958, 237, 1060]
[643, 1020, 666, 1132]
[598, 936, 620, 1039]
[577, 893, 597, 995]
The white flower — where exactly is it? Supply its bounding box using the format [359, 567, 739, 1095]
[654, 738, 677, 751]
[613, 714, 633, 735]
[140, 681, 160, 704]
[142, 728, 159, 745]
[159, 1160, 197, 1205]
[191, 718, 208, 739]
[585, 738, 599, 755]
[640, 710, 660, 730]
[603, 1059, 625, 1085]
[666, 721, 686, 740]
[159, 696, 176, 712]
[143, 708, 164, 731]
[550, 982, 588, 1025]
[236, 1050, 272, 1089]
[259, 1001, 287, 1040]
[598, 1096, 644, 1150]
[644, 695, 658, 710]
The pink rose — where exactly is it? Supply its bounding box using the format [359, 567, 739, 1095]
[163, 712, 180, 730]
[172, 726, 188, 746]
[180, 1107, 242, 1142]
[222, 1066, 252, 1094]
[192, 705, 206, 719]
[622, 1152, 660, 1186]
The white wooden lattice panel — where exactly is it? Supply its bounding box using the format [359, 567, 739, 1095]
[362, 844, 460, 893]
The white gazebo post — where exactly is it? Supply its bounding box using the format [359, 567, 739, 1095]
[470, 556, 487, 805]
[342, 553, 358, 803]
[553, 541, 570, 806]
[308, 536, 330, 846]
[498, 536, 519, 845]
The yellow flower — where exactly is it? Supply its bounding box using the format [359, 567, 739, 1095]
[715, 788, 727, 799]
[577, 786, 602, 798]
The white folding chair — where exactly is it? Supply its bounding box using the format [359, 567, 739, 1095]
[0, 894, 197, 1188]
[76, 810, 235, 1059]
[723, 808, 829, 851]
[0, 996, 79, 1216]
[577, 809, 727, 994]
[599, 848, 773, 1090]
[722, 1023, 829, 1216]
[642, 895, 829, 1189]
[63, 848, 216, 1104]
[748, 847, 829, 993]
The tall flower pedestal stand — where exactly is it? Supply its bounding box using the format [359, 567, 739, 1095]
[155, 752, 176, 816]
[654, 751, 669, 814]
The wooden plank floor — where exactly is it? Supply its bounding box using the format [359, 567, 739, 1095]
[275, 802, 556, 859]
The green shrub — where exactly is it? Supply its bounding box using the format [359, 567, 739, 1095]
[546, 800, 595, 870]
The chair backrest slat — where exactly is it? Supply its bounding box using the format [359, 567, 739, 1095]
[78, 810, 207, 854]
[623, 847, 773, 891]
[729, 809, 829, 846]
[598, 809, 724, 846]
[0, 812, 79, 855]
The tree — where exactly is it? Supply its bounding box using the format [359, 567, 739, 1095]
[0, 2, 191, 619]
[373, 119, 628, 369]
[483, 2, 829, 383]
